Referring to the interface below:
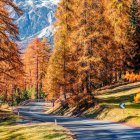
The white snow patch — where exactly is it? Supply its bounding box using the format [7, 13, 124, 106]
[38, 26, 53, 38]
[48, 12, 53, 24]
[27, 0, 34, 6]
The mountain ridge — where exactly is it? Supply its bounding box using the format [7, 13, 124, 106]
[12, 0, 59, 48]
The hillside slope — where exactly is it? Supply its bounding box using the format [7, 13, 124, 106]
[84, 82, 140, 126]
[47, 82, 140, 127]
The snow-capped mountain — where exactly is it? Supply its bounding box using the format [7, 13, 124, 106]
[12, 0, 59, 47]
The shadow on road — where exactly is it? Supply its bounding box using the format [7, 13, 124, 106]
[18, 102, 140, 140]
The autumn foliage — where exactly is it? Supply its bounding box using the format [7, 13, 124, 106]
[134, 93, 140, 103]
[1, 0, 140, 106]
[0, 0, 24, 103]
[44, 0, 140, 104]
[23, 38, 51, 99]
[124, 72, 140, 82]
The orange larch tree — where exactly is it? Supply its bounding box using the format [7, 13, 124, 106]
[23, 38, 51, 99]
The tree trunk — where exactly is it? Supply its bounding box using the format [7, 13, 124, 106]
[36, 56, 39, 99]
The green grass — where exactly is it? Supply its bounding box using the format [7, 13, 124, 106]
[47, 82, 140, 127]
[83, 82, 140, 126]
[0, 113, 20, 125]
[0, 123, 73, 140]
[0, 107, 73, 140]
[0, 107, 21, 125]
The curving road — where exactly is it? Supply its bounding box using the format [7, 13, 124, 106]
[17, 102, 140, 140]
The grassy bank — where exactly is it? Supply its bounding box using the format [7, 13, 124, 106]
[48, 82, 140, 127]
[83, 82, 140, 126]
[0, 105, 20, 125]
[0, 123, 73, 140]
[0, 106, 74, 140]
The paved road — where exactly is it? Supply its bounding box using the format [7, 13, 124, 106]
[17, 102, 140, 140]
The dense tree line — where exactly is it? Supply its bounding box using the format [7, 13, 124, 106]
[1, 0, 140, 106]
[0, 0, 24, 103]
[24, 38, 51, 99]
[0, 0, 52, 104]
[44, 0, 140, 103]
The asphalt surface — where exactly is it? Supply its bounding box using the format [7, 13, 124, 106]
[17, 102, 140, 140]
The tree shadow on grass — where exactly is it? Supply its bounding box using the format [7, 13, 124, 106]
[85, 106, 108, 118]
[103, 83, 140, 95]
[97, 94, 140, 109]
[6, 133, 25, 140]
[119, 116, 140, 123]
[51, 106, 69, 116]
[44, 133, 66, 139]
[1, 124, 62, 140]
[0, 127, 25, 140]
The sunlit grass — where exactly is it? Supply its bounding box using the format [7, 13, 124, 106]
[83, 82, 140, 126]
[0, 108, 73, 140]
[0, 123, 73, 140]
[0, 107, 21, 125]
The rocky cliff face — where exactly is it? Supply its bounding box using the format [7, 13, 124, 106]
[12, 0, 59, 47]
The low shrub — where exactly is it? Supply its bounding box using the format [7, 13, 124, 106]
[134, 93, 140, 103]
[125, 72, 140, 82]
